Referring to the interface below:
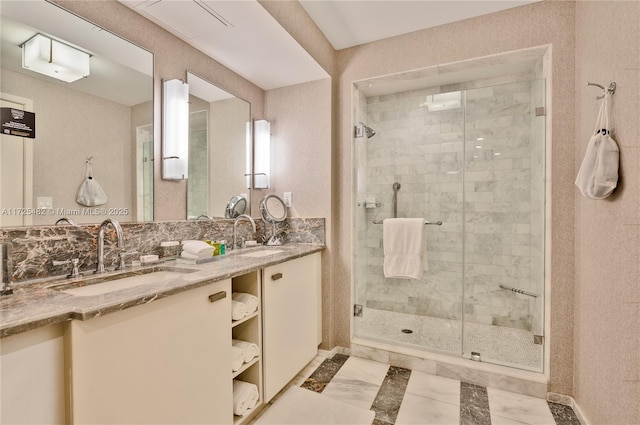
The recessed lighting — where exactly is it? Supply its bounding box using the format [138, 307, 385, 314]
[475, 145, 482, 149]
[476, 137, 484, 141]
[494, 152, 501, 156]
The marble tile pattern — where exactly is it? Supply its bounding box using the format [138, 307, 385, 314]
[460, 383, 492, 425]
[282, 354, 580, 425]
[370, 366, 411, 424]
[255, 385, 375, 425]
[321, 357, 390, 411]
[302, 353, 349, 393]
[547, 402, 582, 425]
[0, 244, 323, 337]
[0, 217, 324, 283]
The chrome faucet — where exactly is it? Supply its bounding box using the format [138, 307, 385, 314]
[95, 219, 124, 273]
[232, 214, 256, 250]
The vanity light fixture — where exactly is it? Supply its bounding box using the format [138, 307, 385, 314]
[162, 79, 189, 180]
[22, 34, 90, 83]
[252, 119, 271, 189]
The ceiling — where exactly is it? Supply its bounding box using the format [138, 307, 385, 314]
[1, 0, 153, 106]
[120, 0, 539, 91]
[119, 0, 329, 90]
[299, 0, 539, 50]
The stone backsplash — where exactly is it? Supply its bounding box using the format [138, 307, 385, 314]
[0, 218, 324, 283]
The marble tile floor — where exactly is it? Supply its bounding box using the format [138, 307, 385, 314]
[355, 308, 543, 370]
[256, 354, 581, 425]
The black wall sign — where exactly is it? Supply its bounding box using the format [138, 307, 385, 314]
[1, 107, 36, 139]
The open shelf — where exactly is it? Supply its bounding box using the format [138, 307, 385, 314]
[230, 271, 263, 425]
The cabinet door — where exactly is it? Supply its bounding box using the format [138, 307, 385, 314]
[262, 253, 320, 401]
[68, 279, 232, 424]
[1, 324, 66, 424]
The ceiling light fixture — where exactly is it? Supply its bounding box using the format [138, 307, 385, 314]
[22, 34, 90, 83]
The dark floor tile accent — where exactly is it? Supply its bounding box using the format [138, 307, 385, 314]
[372, 418, 394, 425]
[460, 382, 491, 425]
[548, 402, 582, 425]
[301, 353, 349, 393]
[370, 366, 412, 424]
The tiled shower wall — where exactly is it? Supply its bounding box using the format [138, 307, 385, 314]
[355, 78, 545, 332]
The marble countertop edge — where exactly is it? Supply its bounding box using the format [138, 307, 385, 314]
[1, 244, 324, 338]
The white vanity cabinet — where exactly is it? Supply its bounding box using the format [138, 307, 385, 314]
[67, 279, 233, 425]
[262, 252, 321, 401]
[0, 324, 66, 424]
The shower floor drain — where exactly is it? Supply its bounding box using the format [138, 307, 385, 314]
[401, 329, 413, 334]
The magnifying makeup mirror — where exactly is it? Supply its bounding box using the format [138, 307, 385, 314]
[260, 194, 287, 245]
[225, 195, 247, 219]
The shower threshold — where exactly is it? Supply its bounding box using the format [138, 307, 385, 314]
[354, 308, 542, 370]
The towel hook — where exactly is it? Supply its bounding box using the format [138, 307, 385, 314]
[586, 81, 616, 100]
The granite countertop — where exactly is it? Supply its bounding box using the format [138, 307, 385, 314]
[0, 244, 323, 338]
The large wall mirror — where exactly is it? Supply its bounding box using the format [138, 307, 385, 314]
[186, 71, 251, 219]
[0, 0, 153, 227]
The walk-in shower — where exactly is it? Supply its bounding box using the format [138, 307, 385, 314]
[352, 63, 547, 373]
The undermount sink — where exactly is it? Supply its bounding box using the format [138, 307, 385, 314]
[237, 249, 285, 258]
[48, 266, 196, 297]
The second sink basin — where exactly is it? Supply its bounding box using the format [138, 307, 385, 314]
[238, 249, 285, 258]
[49, 266, 196, 297]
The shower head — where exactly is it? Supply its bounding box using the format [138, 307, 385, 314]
[354, 122, 376, 139]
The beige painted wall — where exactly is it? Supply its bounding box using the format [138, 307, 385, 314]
[54, 0, 265, 221]
[2, 69, 132, 224]
[335, 1, 576, 395]
[264, 79, 333, 347]
[574, 2, 640, 423]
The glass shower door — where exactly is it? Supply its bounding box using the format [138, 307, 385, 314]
[352, 89, 465, 355]
[461, 79, 546, 372]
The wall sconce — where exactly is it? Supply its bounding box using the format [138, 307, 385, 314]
[162, 79, 189, 180]
[253, 119, 270, 189]
[22, 34, 90, 83]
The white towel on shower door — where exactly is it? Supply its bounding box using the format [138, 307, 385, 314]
[383, 218, 426, 280]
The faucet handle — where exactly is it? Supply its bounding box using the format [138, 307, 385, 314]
[53, 258, 83, 278]
[118, 250, 139, 270]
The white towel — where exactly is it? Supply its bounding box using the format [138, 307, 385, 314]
[182, 240, 214, 256]
[231, 345, 245, 372]
[233, 339, 259, 363]
[233, 380, 259, 416]
[383, 218, 426, 280]
[180, 250, 212, 260]
[232, 300, 247, 321]
[233, 292, 258, 315]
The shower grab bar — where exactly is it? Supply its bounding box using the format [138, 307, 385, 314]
[499, 284, 537, 298]
[373, 219, 442, 225]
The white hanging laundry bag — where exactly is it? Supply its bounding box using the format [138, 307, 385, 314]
[575, 94, 619, 199]
[76, 157, 108, 207]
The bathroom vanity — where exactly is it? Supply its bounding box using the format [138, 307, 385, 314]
[0, 245, 323, 424]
